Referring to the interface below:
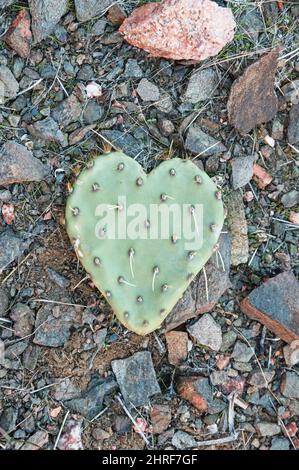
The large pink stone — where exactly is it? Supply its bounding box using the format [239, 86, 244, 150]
[119, 0, 236, 61]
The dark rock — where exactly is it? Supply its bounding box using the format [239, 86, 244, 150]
[101, 130, 146, 160]
[0, 229, 29, 274]
[0, 66, 19, 102]
[33, 301, 77, 347]
[287, 104, 299, 144]
[45, 267, 70, 288]
[111, 351, 161, 407]
[0, 288, 9, 316]
[226, 190, 249, 265]
[151, 404, 171, 434]
[5, 340, 28, 359]
[280, 371, 299, 399]
[281, 190, 299, 208]
[10, 303, 35, 337]
[65, 374, 117, 420]
[4, 9, 32, 58]
[75, 0, 114, 22]
[29, 0, 68, 43]
[51, 94, 82, 128]
[124, 59, 143, 78]
[83, 101, 104, 124]
[166, 232, 231, 330]
[0, 407, 17, 433]
[0, 141, 47, 186]
[91, 19, 107, 35]
[76, 64, 94, 81]
[93, 328, 107, 348]
[172, 431, 197, 449]
[113, 415, 132, 434]
[27, 117, 66, 145]
[282, 80, 299, 105]
[239, 7, 264, 41]
[240, 271, 299, 343]
[23, 345, 40, 371]
[227, 49, 279, 134]
[231, 155, 254, 189]
[185, 124, 226, 156]
[52, 378, 81, 401]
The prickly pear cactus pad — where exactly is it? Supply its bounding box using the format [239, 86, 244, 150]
[65, 152, 224, 335]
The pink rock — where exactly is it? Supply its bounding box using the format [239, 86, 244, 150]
[119, 0, 236, 61]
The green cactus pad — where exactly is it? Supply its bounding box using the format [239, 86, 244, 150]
[65, 152, 224, 335]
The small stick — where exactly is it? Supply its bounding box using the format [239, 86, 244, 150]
[129, 250, 135, 279]
[116, 395, 150, 446]
[71, 275, 90, 291]
[195, 433, 239, 448]
[53, 410, 70, 450]
[202, 266, 209, 303]
[16, 78, 43, 96]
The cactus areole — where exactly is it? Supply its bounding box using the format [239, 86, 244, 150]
[65, 153, 224, 335]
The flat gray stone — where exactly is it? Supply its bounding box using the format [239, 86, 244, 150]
[137, 78, 160, 102]
[185, 125, 226, 156]
[33, 301, 77, 347]
[0, 229, 29, 274]
[270, 437, 290, 450]
[29, 0, 68, 42]
[226, 190, 249, 266]
[231, 155, 254, 189]
[281, 371, 299, 399]
[124, 59, 143, 79]
[112, 351, 161, 407]
[184, 68, 218, 103]
[232, 340, 254, 363]
[75, 0, 114, 22]
[255, 421, 281, 437]
[0, 65, 19, 102]
[101, 130, 146, 160]
[188, 314, 222, 351]
[288, 104, 299, 144]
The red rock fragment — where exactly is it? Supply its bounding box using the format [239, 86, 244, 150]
[240, 271, 299, 344]
[176, 376, 209, 414]
[119, 0, 236, 61]
[107, 5, 127, 26]
[253, 163, 273, 189]
[165, 331, 188, 366]
[227, 49, 280, 135]
[4, 9, 32, 58]
[151, 404, 171, 434]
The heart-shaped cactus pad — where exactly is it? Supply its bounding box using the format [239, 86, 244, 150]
[66, 152, 224, 335]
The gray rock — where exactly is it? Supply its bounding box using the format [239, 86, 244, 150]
[124, 59, 143, 79]
[247, 370, 275, 389]
[271, 119, 284, 140]
[226, 190, 249, 266]
[33, 301, 77, 347]
[0, 1, 14, 8]
[23, 345, 40, 371]
[91, 19, 107, 36]
[239, 8, 264, 41]
[46, 267, 70, 288]
[232, 340, 254, 363]
[155, 92, 173, 113]
[0, 288, 9, 316]
[101, 130, 146, 160]
[158, 118, 175, 136]
[210, 370, 228, 386]
[281, 371, 299, 399]
[184, 68, 218, 103]
[0, 229, 29, 274]
[52, 378, 81, 401]
[231, 155, 254, 189]
[51, 95, 82, 128]
[137, 78, 160, 102]
[281, 190, 299, 208]
[76, 64, 94, 82]
[255, 421, 281, 437]
[5, 340, 29, 359]
[10, 303, 35, 338]
[111, 351, 161, 407]
[93, 328, 107, 348]
[65, 374, 117, 420]
[270, 437, 290, 450]
[0, 66, 19, 102]
[172, 431, 197, 449]
[185, 125, 226, 156]
[282, 80, 299, 105]
[27, 117, 66, 145]
[287, 104, 299, 144]
[0, 141, 48, 186]
[188, 314, 222, 351]
[166, 232, 231, 330]
[29, 0, 68, 43]
[83, 101, 104, 124]
[0, 407, 17, 433]
[75, 0, 114, 22]
[220, 330, 237, 352]
[113, 415, 132, 434]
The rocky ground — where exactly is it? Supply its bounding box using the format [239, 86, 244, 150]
[0, 0, 299, 451]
